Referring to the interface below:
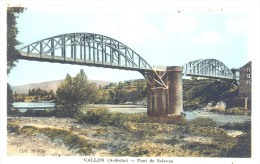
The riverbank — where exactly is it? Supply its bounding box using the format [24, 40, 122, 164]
[7, 110, 251, 157]
[8, 117, 115, 156]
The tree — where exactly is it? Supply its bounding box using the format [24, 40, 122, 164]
[125, 80, 132, 86]
[117, 81, 124, 90]
[108, 83, 116, 88]
[109, 90, 115, 99]
[55, 70, 98, 117]
[14, 91, 18, 100]
[7, 83, 14, 114]
[136, 82, 144, 100]
[28, 89, 32, 96]
[7, 7, 24, 74]
[56, 74, 73, 116]
[31, 88, 36, 95]
[97, 91, 111, 104]
[48, 90, 55, 99]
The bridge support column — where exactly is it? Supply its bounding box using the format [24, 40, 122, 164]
[147, 73, 168, 116]
[146, 66, 183, 116]
[167, 66, 183, 115]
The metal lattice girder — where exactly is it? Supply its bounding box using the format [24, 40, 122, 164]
[182, 59, 235, 80]
[19, 33, 152, 71]
[140, 69, 168, 90]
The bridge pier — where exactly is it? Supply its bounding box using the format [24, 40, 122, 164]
[147, 66, 183, 116]
[147, 86, 168, 116]
[167, 66, 183, 116]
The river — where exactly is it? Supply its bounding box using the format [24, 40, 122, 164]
[13, 102, 250, 125]
[13, 102, 56, 112]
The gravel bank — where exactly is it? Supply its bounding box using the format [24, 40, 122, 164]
[7, 117, 121, 156]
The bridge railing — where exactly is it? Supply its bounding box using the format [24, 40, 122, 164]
[182, 59, 236, 80]
[19, 33, 152, 71]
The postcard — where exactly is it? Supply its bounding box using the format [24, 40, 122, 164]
[0, 0, 259, 164]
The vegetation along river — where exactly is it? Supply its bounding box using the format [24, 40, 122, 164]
[13, 102, 250, 125]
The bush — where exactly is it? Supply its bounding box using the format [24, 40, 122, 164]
[23, 109, 55, 117]
[8, 109, 56, 117]
[188, 117, 217, 127]
[184, 104, 202, 111]
[78, 108, 111, 125]
[7, 109, 21, 116]
[225, 107, 249, 115]
[166, 136, 183, 145]
[223, 132, 251, 157]
[221, 120, 251, 132]
[77, 107, 148, 128]
[77, 106, 190, 129]
[181, 142, 219, 157]
[103, 113, 133, 127]
[7, 123, 20, 133]
[148, 115, 187, 126]
[52, 106, 77, 118]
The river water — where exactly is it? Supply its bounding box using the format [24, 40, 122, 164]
[13, 102, 250, 125]
[13, 102, 56, 112]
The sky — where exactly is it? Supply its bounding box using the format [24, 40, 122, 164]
[6, 0, 259, 86]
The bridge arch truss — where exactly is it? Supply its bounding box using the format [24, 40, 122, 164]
[182, 59, 235, 79]
[19, 33, 152, 71]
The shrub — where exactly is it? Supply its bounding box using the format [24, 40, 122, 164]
[225, 107, 248, 115]
[104, 113, 130, 127]
[147, 115, 188, 126]
[181, 142, 219, 157]
[221, 120, 251, 132]
[8, 109, 56, 117]
[188, 117, 217, 127]
[23, 109, 55, 117]
[20, 125, 40, 135]
[7, 123, 20, 133]
[78, 108, 111, 125]
[7, 109, 21, 116]
[223, 132, 251, 157]
[166, 136, 183, 145]
[77, 107, 149, 128]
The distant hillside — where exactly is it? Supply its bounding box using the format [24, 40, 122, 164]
[11, 79, 113, 94]
[183, 79, 238, 107]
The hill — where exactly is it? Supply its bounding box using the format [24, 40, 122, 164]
[183, 79, 238, 109]
[11, 79, 113, 94]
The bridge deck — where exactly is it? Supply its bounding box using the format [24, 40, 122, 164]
[184, 74, 235, 80]
[19, 52, 150, 71]
[19, 33, 153, 72]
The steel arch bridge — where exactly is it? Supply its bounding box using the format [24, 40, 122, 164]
[17, 33, 240, 116]
[18, 33, 172, 89]
[19, 33, 152, 71]
[182, 59, 236, 80]
[18, 33, 237, 90]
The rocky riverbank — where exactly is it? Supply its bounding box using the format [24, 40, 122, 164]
[8, 117, 79, 156]
[7, 117, 117, 156]
[7, 114, 251, 157]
